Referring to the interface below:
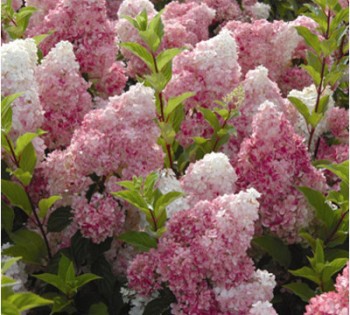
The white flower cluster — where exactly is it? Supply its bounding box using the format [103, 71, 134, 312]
[1, 38, 43, 139]
[214, 269, 276, 313]
[181, 152, 238, 207]
[288, 84, 335, 150]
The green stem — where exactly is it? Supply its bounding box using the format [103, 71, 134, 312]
[4, 133, 52, 260]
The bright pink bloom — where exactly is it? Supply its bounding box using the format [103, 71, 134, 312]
[72, 193, 125, 244]
[236, 102, 327, 243]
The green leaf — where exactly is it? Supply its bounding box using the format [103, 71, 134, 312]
[121, 42, 155, 72]
[2, 257, 21, 274]
[156, 48, 183, 71]
[135, 9, 148, 31]
[121, 15, 139, 30]
[18, 142, 36, 176]
[11, 168, 32, 186]
[1, 202, 14, 233]
[47, 206, 72, 233]
[314, 239, 325, 265]
[34, 273, 67, 294]
[1, 179, 32, 215]
[7, 292, 52, 312]
[118, 231, 157, 251]
[57, 255, 72, 280]
[148, 12, 164, 45]
[50, 294, 72, 314]
[15, 131, 43, 157]
[74, 273, 102, 289]
[317, 161, 349, 187]
[1, 300, 21, 315]
[295, 26, 321, 53]
[115, 180, 135, 191]
[159, 122, 176, 145]
[252, 235, 291, 267]
[154, 191, 183, 213]
[325, 249, 349, 261]
[289, 266, 320, 284]
[139, 29, 161, 53]
[1, 93, 22, 134]
[193, 137, 208, 145]
[322, 258, 348, 283]
[317, 95, 329, 114]
[309, 112, 323, 128]
[38, 195, 62, 219]
[5, 229, 47, 265]
[302, 64, 321, 86]
[298, 186, 335, 229]
[199, 107, 220, 132]
[112, 190, 150, 213]
[164, 92, 195, 118]
[88, 302, 109, 315]
[32, 33, 52, 46]
[288, 96, 310, 122]
[283, 282, 315, 302]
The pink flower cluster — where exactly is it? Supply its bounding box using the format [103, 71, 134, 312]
[27, 0, 127, 97]
[128, 189, 277, 314]
[224, 66, 295, 161]
[72, 193, 125, 244]
[185, 0, 269, 23]
[116, 0, 215, 77]
[36, 41, 93, 149]
[165, 29, 241, 145]
[236, 102, 327, 243]
[305, 263, 349, 315]
[224, 17, 315, 95]
[42, 83, 163, 197]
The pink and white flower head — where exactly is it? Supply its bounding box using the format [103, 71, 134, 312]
[37, 41, 93, 149]
[128, 189, 277, 314]
[305, 263, 349, 315]
[224, 66, 295, 162]
[181, 152, 237, 207]
[43, 83, 163, 198]
[72, 193, 125, 244]
[27, 0, 127, 97]
[236, 101, 327, 243]
[165, 29, 241, 146]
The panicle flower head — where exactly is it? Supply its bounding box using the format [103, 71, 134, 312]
[43, 83, 163, 198]
[224, 18, 315, 95]
[37, 41, 93, 149]
[224, 66, 294, 162]
[165, 30, 241, 145]
[27, 0, 127, 97]
[127, 189, 277, 314]
[1, 39, 43, 139]
[181, 152, 238, 207]
[236, 101, 327, 243]
[72, 193, 125, 244]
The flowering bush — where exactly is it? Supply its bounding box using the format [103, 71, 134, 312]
[1, 0, 349, 314]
